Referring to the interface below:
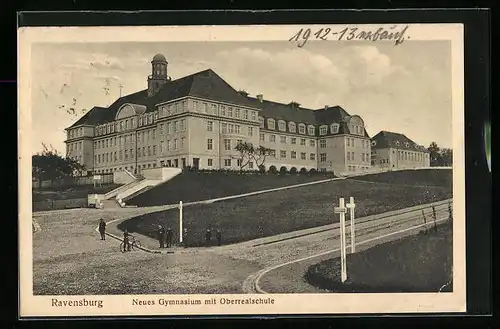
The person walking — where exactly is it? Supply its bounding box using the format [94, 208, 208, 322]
[205, 227, 212, 246]
[216, 228, 222, 247]
[157, 225, 166, 248]
[166, 227, 173, 248]
[98, 218, 106, 240]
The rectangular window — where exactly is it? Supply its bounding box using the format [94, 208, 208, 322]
[320, 126, 327, 135]
[278, 121, 286, 131]
[291, 151, 297, 159]
[153, 129, 156, 140]
[291, 137, 297, 145]
[221, 106, 226, 116]
[301, 152, 306, 160]
[160, 124, 164, 135]
[180, 119, 185, 131]
[153, 145, 157, 155]
[193, 101, 198, 111]
[310, 140, 315, 147]
[248, 127, 253, 136]
[259, 117, 264, 127]
[174, 139, 178, 150]
[207, 121, 213, 132]
[270, 150, 276, 158]
[310, 153, 316, 160]
[181, 137, 185, 149]
[174, 121, 179, 133]
[211, 104, 217, 114]
[235, 108, 240, 118]
[203, 103, 208, 113]
[251, 111, 256, 120]
[280, 150, 286, 158]
[300, 138, 306, 146]
[244, 110, 249, 120]
[147, 146, 151, 156]
[224, 159, 231, 167]
[237, 159, 242, 167]
[160, 141, 164, 153]
[270, 135, 276, 143]
[235, 125, 240, 134]
[320, 153, 327, 162]
[208, 159, 213, 166]
[347, 152, 351, 161]
[207, 139, 213, 150]
[308, 127, 315, 135]
[167, 140, 172, 151]
[320, 139, 326, 148]
[280, 136, 286, 144]
[228, 124, 234, 134]
[228, 107, 233, 117]
[249, 161, 254, 169]
[260, 133, 265, 142]
[224, 139, 231, 151]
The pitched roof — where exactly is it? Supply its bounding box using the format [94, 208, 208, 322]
[68, 106, 109, 128]
[371, 131, 429, 152]
[67, 69, 258, 128]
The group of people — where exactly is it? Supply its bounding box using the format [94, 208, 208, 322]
[99, 218, 224, 250]
[205, 226, 223, 246]
[157, 225, 174, 248]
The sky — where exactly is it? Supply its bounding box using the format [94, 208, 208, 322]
[30, 40, 452, 155]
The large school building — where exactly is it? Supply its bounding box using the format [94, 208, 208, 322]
[65, 53, 384, 176]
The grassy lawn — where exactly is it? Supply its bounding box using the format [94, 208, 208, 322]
[348, 169, 452, 188]
[32, 183, 122, 202]
[118, 173, 452, 247]
[127, 171, 334, 207]
[304, 222, 453, 292]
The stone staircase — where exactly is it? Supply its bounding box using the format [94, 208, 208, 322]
[101, 199, 122, 209]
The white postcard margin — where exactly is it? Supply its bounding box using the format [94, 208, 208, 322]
[18, 23, 466, 317]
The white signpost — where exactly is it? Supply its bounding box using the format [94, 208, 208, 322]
[179, 201, 183, 243]
[334, 197, 347, 283]
[346, 197, 356, 253]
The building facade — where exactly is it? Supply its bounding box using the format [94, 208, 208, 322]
[65, 53, 374, 176]
[370, 131, 430, 169]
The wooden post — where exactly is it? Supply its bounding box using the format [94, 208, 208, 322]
[422, 209, 427, 232]
[346, 197, 356, 253]
[179, 201, 183, 243]
[334, 198, 347, 283]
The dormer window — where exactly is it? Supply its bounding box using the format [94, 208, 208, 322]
[319, 125, 328, 136]
[278, 120, 286, 132]
[395, 141, 400, 147]
[330, 123, 339, 134]
[259, 117, 264, 128]
[371, 140, 377, 147]
[307, 125, 315, 136]
[298, 123, 306, 134]
[405, 142, 410, 148]
[268, 119, 276, 130]
[289, 122, 296, 133]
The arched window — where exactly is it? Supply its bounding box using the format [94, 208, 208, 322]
[289, 122, 296, 133]
[330, 123, 339, 134]
[278, 120, 286, 132]
[298, 123, 306, 134]
[267, 118, 276, 130]
[319, 125, 328, 136]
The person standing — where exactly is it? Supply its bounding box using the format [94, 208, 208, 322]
[182, 228, 188, 247]
[166, 227, 173, 248]
[216, 228, 222, 246]
[205, 227, 212, 246]
[123, 229, 131, 252]
[98, 218, 106, 240]
[157, 225, 166, 248]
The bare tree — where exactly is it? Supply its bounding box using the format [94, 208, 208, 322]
[232, 141, 255, 171]
[251, 145, 273, 169]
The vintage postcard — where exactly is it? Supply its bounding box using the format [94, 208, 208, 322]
[18, 23, 465, 317]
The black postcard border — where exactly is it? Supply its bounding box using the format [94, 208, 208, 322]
[9, 7, 492, 327]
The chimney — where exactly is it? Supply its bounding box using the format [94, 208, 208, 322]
[289, 101, 300, 109]
[238, 90, 249, 97]
[256, 94, 263, 103]
[324, 105, 329, 110]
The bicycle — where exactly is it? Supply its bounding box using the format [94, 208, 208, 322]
[120, 235, 142, 252]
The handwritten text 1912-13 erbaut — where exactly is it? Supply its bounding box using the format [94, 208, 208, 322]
[289, 25, 410, 48]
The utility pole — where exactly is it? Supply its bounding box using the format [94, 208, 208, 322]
[119, 84, 123, 97]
